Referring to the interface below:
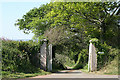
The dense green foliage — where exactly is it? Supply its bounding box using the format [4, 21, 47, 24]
[73, 49, 88, 69]
[2, 38, 40, 73]
[53, 54, 75, 70]
[96, 42, 119, 70]
[2, 38, 65, 75]
[52, 58, 66, 70]
[15, 2, 119, 47]
[73, 39, 119, 70]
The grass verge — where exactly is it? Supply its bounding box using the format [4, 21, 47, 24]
[98, 57, 118, 75]
[2, 70, 50, 79]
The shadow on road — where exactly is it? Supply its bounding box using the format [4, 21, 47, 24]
[54, 69, 82, 74]
[56, 71, 82, 74]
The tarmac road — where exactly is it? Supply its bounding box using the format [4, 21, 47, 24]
[17, 70, 119, 80]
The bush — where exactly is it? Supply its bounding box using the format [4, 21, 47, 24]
[52, 54, 67, 70]
[18, 41, 40, 67]
[95, 41, 119, 70]
[52, 58, 66, 70]
[2, 46, 21, 72]
[73, 39, 119, 70]
[73, 49, 88, 69]
[83, 64, 88, 70]
[2, 39, 41, 73]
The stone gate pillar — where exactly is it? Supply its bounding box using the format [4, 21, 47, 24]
[40, 39, 47, 71]
[47, 44, 52, 71]
[88, 40, 97, 72]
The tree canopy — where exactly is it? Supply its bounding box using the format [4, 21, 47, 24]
[15, 2, 120, 47]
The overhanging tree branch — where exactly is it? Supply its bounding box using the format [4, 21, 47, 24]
[110, 2, 120, 17]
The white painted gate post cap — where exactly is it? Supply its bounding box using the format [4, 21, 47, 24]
[89, 40, 92, 43]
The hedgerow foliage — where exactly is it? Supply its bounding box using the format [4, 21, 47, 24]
[2, 38, 40, 73]
[96, 41, 119, 70]
[73, 49, 88, 69]
[73, 39, 119, 70]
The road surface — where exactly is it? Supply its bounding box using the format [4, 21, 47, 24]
[17, 69, 119, 80]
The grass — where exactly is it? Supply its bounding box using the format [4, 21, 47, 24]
[2, 69, 64, 79]
[2, 69, 50, 79]
[98, 57, 118, 75]
[80, 69, 89, 73]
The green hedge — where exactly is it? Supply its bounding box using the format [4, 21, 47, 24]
[96, 42, 119, 70]
[73, 39, 119, 70]
[2, 39, 40, 73]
